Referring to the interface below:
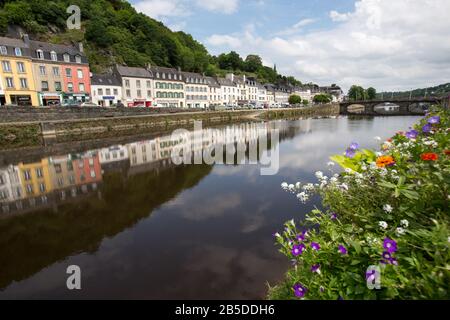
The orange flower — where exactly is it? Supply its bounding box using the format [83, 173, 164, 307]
[421, 153, 438, 161]
[376, 155, 395, 168]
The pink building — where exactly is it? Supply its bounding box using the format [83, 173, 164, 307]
[62, 64, 91, 104]
[73, 152, 102, 186]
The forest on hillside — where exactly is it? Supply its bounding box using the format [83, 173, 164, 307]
[0, 0, 303, 85]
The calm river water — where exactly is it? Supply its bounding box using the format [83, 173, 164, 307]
[0, 116, 419, 299]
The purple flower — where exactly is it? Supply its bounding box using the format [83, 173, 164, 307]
[345, 148, 356, 158]
[311, 242, 321, 251]
[422, 124, 432, 133]
[296, 230, 308, 242]
[293, 283, 307, 298]
[320, 286, 325, 293]
[366, 269, 378, 281]
[383, 238, 397, 253]
[330, 212, 338, 220]
[389, 258, 399, 265]
[349, 142, 359, 151]
[338, 245, 348, 255]
[292, 243, 306, 256]
[311, 264, 321, 273]
[382, 251, 392, 260]
[405, 129, 418, 139]
[428, 116, 440, 124]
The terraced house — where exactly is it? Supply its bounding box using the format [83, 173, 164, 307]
[183, 72, 209, 109]
[150, 66, 185, 108]
[114, 65, 153, 107]
[0, 36, 38, 106]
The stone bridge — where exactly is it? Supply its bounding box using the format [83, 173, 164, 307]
[339, 97, 443, 116]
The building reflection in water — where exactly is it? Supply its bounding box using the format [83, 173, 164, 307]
[0, 121, 303, 217]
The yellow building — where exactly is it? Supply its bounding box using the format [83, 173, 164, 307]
[17, 158, 53, 198]
[0, 36, 38, 106]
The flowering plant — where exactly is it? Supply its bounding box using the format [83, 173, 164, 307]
[270, 108, 450, 300]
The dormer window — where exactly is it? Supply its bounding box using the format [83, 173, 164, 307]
[156, 72, 160, 78]
[63, 53, 70, 63]
[0, 46, 6, 55]
[75, 55, 81, 63]
[168, 73, 172, 80]
[50, 51, 57, 61]
[14, 48, 22, 56]
[36, 49, 44, 60]
[162, 73, 166, 79]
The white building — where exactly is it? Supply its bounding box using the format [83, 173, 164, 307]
[217, 77, 237, 106]
[256, 83, 267, 107]
[98, 145, 129, 164]
[205, 76, 222, 107]
[149, 66, 185, 108]
[90, 74, 122, 106]
[183, 72, 209, 109]
[128, 140, 160, 167]
[227, 73, 247, 105]
[114, 65, 153, 107]
[293, 87, 313, 103]
[245, 77, 259, 105]
[0, 165, 23, 203]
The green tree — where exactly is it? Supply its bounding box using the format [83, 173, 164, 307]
[244, 54, 262, 72]
[366, 87, 377, 100]
[288, 95, 302, 105]
[302, 99, 309, 106]
[313, 94, 332, 104]
[348, 85, 366, 101]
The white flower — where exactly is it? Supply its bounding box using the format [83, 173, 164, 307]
[315, 171, 324, 179]
[330, 177, 338, 184]
[361, 165, 367, 171]
[396, 227, 406, 235]
[297, 192, 309, 203]
[288, 184, 295, 190]
[383, 204, 393, 213]
[281, 182, 288, 189]
[274, 232, 282, 238]
[295, 182, 301, 189]
[374, 136, 381, 141]
[400, 219, 409, 228]
[288, 219, 295, 226]
[345, 168, 354, 174]
[379, 221, 388, 229]
[340, 183, 349, 191]
[327, 161, 335, 167]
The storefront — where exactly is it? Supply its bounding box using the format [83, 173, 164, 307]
[39, 93, 62, 106]
[127, 99, 152, 108]
[9, 95, 32, 106]
[155, 100, 182, 108]
[62, 93, 90, 105]
[98, 96, 117, 107]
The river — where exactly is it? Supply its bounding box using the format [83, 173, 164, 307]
[0, 116, 420, 299]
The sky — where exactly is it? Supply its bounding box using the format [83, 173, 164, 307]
[130, 0, 450, 92]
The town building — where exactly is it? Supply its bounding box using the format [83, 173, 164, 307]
[0, 36, 38, 106]
[227, 73, 247, 105]
[183, 71, 209, 109]
[264, 84, 276, 106]
[245, 77, 259, 105]
[17, 158, 53, 197]
[293, 87, 313, 103]
[29, 38, 90, 106]
[114, 65, 153, 107]
[319, 84, 344, 102]
[90, 74, 122, 106]
[256, 83, 268, 107]
[0, 165, 23, 202]
[205, 76, 222, 107]
[48, 155, 77, 190]
[149, 66, 185, 108]
[217, 77, 237, 106]
[274, 85, 291, 105]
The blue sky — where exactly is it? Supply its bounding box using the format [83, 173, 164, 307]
[131, 0, 450, 92]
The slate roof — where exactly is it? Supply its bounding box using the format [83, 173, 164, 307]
[91, 74, 121, 86]
[116, 65, 152, 78]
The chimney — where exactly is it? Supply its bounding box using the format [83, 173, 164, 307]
[78, 42, 84, 53]
[243, 74, 246, 82]
[22, 33, 30, 45]
[177, 66, 181, 72]
[146, 63, 151, 70]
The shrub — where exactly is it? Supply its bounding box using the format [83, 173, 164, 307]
[270, 107, 450, 300]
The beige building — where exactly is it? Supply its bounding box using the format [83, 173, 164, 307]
[217, 77, 237, 106]
[183, 72, 209, 109]
[150, 66, 185, 108]
[245, 77, 259, 104]
[114, 65, 153, 107]
[205, 76, 222, 107]
[227, 73, 247, 105]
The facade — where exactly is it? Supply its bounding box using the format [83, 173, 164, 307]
[128, 140, 159, 167]
[245, 77, 259, 105]
[73, 152, 102, 185]
[29, 39, 90, 105]
[183, 72, 209, 109]
[275, 85, 291, 105]
[217, 77, 237, 106]
[0, 36, 38, 106]
[0, 165, 23, 202]
[256, 83, 268, 107]
[17, 158, 53, 197]
[91, 74, 122, 106]
[319, 84, 344, 102]
[150, 66, 185, 108]
[205, 76, 222, 107]
[293, 87, 313, 103]
[227, 73, 247, 105]
[114, 65, 153, 107]
[48, 155, 77, 190]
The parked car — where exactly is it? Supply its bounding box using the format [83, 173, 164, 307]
[80, 102, 99, 107]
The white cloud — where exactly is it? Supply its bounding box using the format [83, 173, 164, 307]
[134, 0, 190, 20]
[205, 0, 450, 92]
[197, 0, 239, 14]
[329, 10, 350, 22]
[274, 18, 317, 36]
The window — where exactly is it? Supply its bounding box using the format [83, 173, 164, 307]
[106, 88, 111, 95]
[77, 69, 83, 79]
[15, 47, 22, 56]
[68, 82, 73, 92]
[26, 184, 33, 195]
[147, 90, 151, 98]
[90, 170, 96, 178]
[137, 89, 141, 98]
[63, 53, 70, 62]
[146, 80, 151, 87]
[0, 46, 6, 55]
[51, 51, 57, 61]
[125, 79, 130, 87]
[2, 61, 11, 72]
[53, 67, 59, 76]
[41, 81, 49, 91]
[66, 68, 72, 77]
[36, 49, 44, 59]
[23, 170, 31, 180]
[98, 88, 103, 96]
[36, 168, 43, 178]
[39, 65, 46, 75]
[39, 183, 46, 193]
[54, 164, 62, 173]
[136, 80, 141, 88]
[162, 73, 166, 79]
[75, 55, 81, 63]
[79, 83, 85, 92]
[55, 81, 62, 91]
[20, 78, 28, 89]
[113, 88, 118, 95]
[6, 77, 14, 88]
[17, 62, 25, 73]
[126, 89, 131, 98]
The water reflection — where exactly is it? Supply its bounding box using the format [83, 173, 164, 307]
[0, 117, 419, 299]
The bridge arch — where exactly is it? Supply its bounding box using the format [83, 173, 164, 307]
[408, 102, 430, 114]
[346, 104, 366, 114]
[373, 102, 401, 115]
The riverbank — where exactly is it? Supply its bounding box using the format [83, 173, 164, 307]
[0, 104, 339, 150]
